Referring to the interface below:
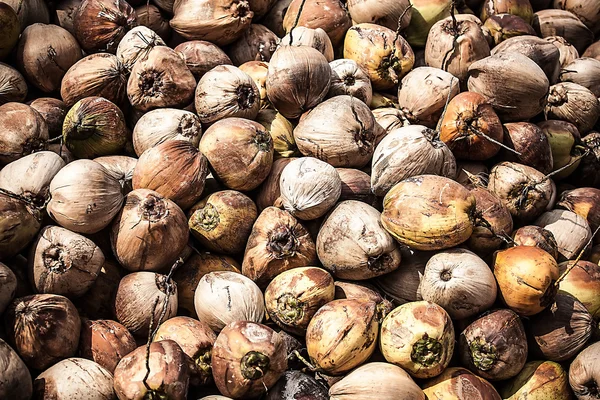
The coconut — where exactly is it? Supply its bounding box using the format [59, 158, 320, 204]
[154, 316, 217, 386]
[371, 108, 410, 135]
[267, 371, 329, 400]
[501, 361, 571, 399]
[569, 341, 600, 400]
[279, 157, 342, 220]
[467, 186, 514, 255]
[60, 53, 128, 108]
[48, 160, 124, 234]
[327, 59, 373, 105]
[420, 249, 497, 319]
[533, 9, 594, 53]
[459, 309, 528, 381]
[306, 299, 379, 375]
[501, 122, 554, 174]
[422, 368, 501, 400]
[559, 58, 600, 98]
[199, 118, 274, 191]
[256, 158, 296, 211]
[212, 321, 287, 398]
[330, 362, 425, 400]
[397, 67, 460, 128]
[545, 82, 600, 134]
[425, 17, 491, 83]
[337, 168, 378, 206]
[94, 155, 137, 194]
[334, 281, 393, 317]
[116, 26, 166, 70]
[114, 340, 189, 400]
[293, 96, 380, 168]
[0, 194, 42, 259]
[73, 0, 136, 54]
[539, 120, 582, 180]
[558, 188, 600, 240]
[483, 14, 537, 46]
[492, 35, 560, 83]
[439, 91, 504, 161]
[135, 4, 171, 40]
[513, 225, 559, 259]
[174, 40, 233, 80]
[228, 24, 278, 65]
[481, 0, 534, 23]
[266, 45, 331, 119]
[546, 35, 580, 69]
[0, 338, 31, 400]
[194, 65, 260, 125]
[584, 40, 600, 60]
[381, 175, 476, 250]
[280, 27, 334, 62]
[316, 201, 401, 280]
[493, 245, 559, 316]
[255, 111, 298, 159]
[487, 162, 555, 222]
[343, 23, 415, 91]
[54, 0, 80, 34]
[170, 0, 253, 45]
[0, 63, 27, 105]
[111, 189, 188, 272]
[239, 61, 270, 109]
[28, 226, 104, 298]
[404, 0, 453, 47]
[28, 98, 67, 139]
[242, 206, 317, 286]
[557, 260, 600, 319]
[0, 263, 16, 315]
[194, 271, 265, 332]
[380, 301, 455, 379]
[375, 248, 430, 304]
[467, 52, 549, 121]
[5, 294, 80, 370]
[79, 319, 137, 373]
[261, 0, 291, 37]
[188, 190, 257, 254]
[282, 0, 352, 46]
[535, 209, 592, 261]
[0, 102, 48, 165]
[114, 271, 177, 336]
[33, 358, 114, 399]
[0, 3, 19, 59]
[2, 0, 49, 30]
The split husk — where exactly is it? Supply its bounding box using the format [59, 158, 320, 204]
[242, 206, 317, 287]
[380, 301, 455, 379]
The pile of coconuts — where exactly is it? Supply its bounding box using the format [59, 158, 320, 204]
[2, 0, 600, 398]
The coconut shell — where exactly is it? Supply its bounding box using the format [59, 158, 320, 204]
[380, 301, 455, 379]
[0, 63, 27, 105]
[73, 0, 137, 54]
[459, 309, 528, 381]
[242, 206, 317, 287]
[60, 53, 128, 108]
[5, 294, 81, 370]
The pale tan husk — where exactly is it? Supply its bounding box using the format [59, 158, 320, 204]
[132, 108, 201, 156]
[116, 26, 166, 70]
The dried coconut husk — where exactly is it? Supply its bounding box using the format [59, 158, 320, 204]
[53, 0, 80, 34]
[467, 185, 514, 255]
[116, 26, 166, 70]
[16, 23, 82, 93]
[546, 36, 579, 68]
[228, 24, 278, 65]
[370, 92, 399, 109]
[127, 46, 196, 112]
[110, 189, 188, 272]
[483, 14, 537, 46]
[492, 35, 560, 83]
[481, 0, 534, 24]
[256, 158, 296, 211]
[280, 27, 334, 62]
[282, 0, 351, 46]
[293, 95, 379, 168]
[195, 65, 260, 125]
[199, 118, 274, 191]
[343, 23, 415, 91]
[153, 0, 175, 13]
[48, 160, 124, 234]
[0, 63, 27, 105]
[60, 53, 128, 108]
[74, 259, 123, 319]
[439, 91, 504, 160]
[135, 4, 171, 41]
[533, 9, 594, 53]
[0, 338, 31, 400]
[501, 360, 571, 399]
[558, 188, 600, 240]
[371, 108, 410, 137]
[172, 252, 240, 317]
[425, 16, 491, 83]
[62, 96, 129, 159]
[261, 0, 292, 37]
[337, 168, 378, 206]
[0, 263, 16, 315]
[404, 0, 453, 47]
[583, 40, 600, 60]
[513, 225, 559, 259]
[29, 98, 67, 139]
[170, 0, 253, 45]
[2, 0, 49, 31]
[133, 140, 208, 210]
[94, 155, 137, 194]
[132, 108, 201, 157]
[375, 248, 431, 304]
[248, 0, 278, 18]
[535, 209, 592, 261]
[558, 260, 600, 319]
[554, 0, 600, 35]
[347, 0, 412, 31]
[188, 190, 257, 255]
[467, 52, 549, 122]
[397, 67, 459, 128]
[317, 201, 401, 280]
[73, 0, 137, 54]
[501, 122, 554, 174]
[266, 45, 331, 120]
[0, 193, 42, 259]
[569, 341, 600, 400]
[242, 207, 317, 287]
[560, 57, 600, 98]
[334, 281, 393, 316]
[545, 82, 600, 134]
[114, 271, 178, 336]
[175, 40, 233, 80]
[79, 319, 136, 374]
[0, 3, 20, 59]
[371, 126, 457, 197]
[28, 226, 104, 298]
[327, 59, 373, 105]
[0, 102, 48, 166]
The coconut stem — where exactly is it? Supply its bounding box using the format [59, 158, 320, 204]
[469, 337, 497, 371]
[540, 149, 590, 183]
[393, 3, 413, 45]
[241, 351, 270, 380]
[277, 293, 304, 324]
[469, 126, 522, 156]
[555, 224, 600, 287]
[290, 350, 317, 372]
[411, 334, 443, 367]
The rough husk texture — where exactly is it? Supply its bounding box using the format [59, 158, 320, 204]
[501, 361, 571, 399]
[328, 59, 373, 105]
[545, 82, 600, 133]
[116, 25, 166, 70]
[533, 9, 594, 53]
[535, 209, 592, 261]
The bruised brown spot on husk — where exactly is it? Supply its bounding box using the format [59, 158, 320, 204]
[241, 351, 270, 380]
[267, 225, 298, 259]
